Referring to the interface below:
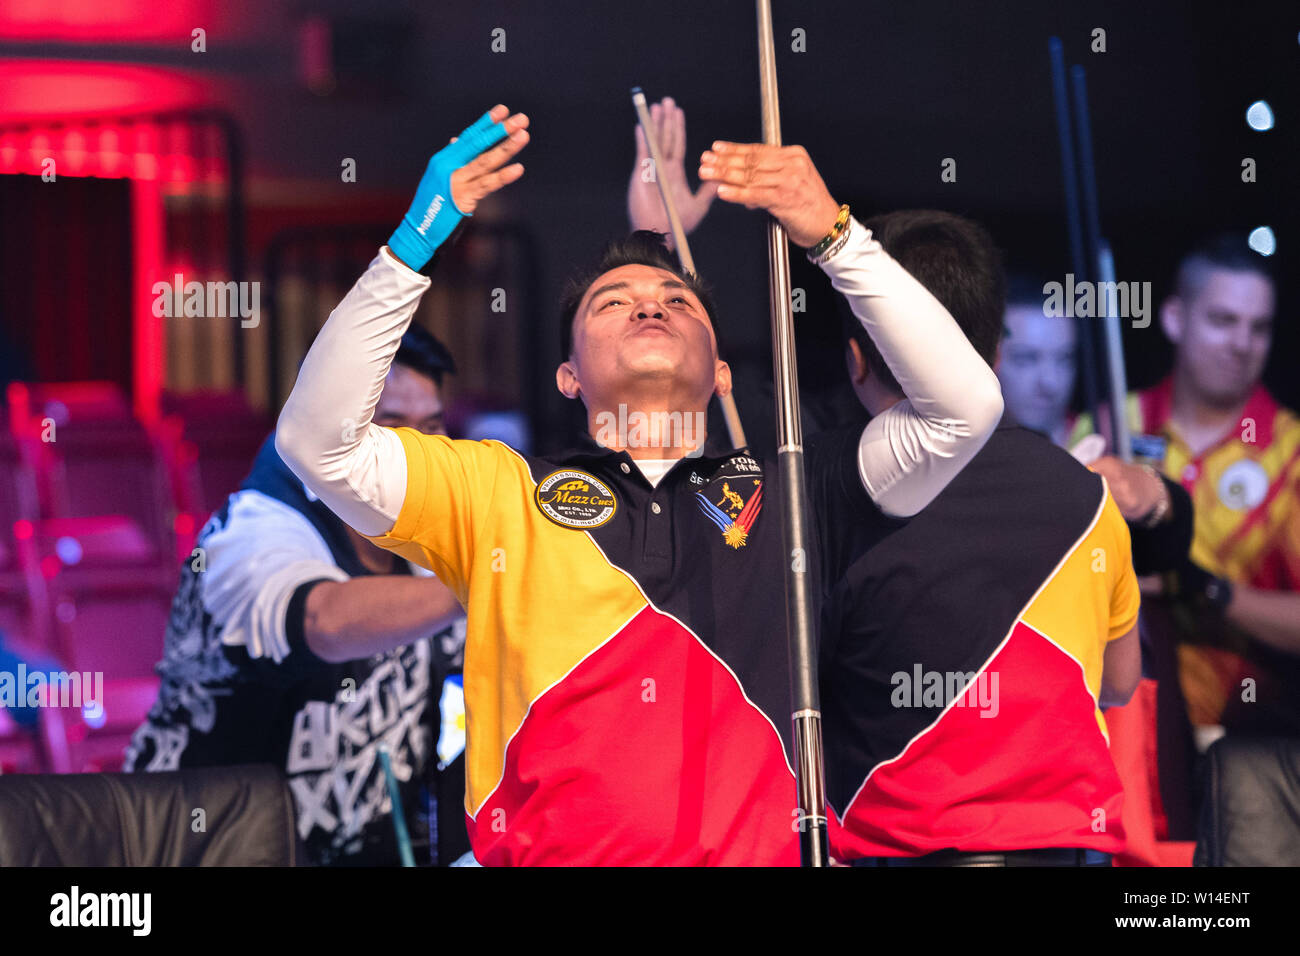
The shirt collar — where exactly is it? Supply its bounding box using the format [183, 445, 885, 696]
[1148, 376, 1279, 453]
[563, 426, 742, 468]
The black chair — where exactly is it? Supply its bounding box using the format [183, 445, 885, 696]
[0, 764, 303, 866]
[1194, 736, 1300, 866]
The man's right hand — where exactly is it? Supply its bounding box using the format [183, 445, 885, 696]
[699, 141, 842, 248]
[388, 104, 529, 271]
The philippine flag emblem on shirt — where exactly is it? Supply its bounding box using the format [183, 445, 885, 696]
[437, 674, 466, 769]
[695, 479, 764, 549]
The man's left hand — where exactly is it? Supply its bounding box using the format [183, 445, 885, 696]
[698, 141, 841, 247]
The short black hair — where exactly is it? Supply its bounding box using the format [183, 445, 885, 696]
[842, 210, 1004, 394]
[395, 322, 456, 386]
[1173, 232, 1277, 301]
[558, 230, 722, 361]
[1002, 272, 1052, 343]
[1004, 272, 1050, 310]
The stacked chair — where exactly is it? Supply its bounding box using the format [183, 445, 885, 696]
[0, 380, 270, 774]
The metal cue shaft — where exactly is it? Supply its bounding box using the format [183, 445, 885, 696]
[756, 0, 829, 868]
[1049, 38, 1104, 434]
[1098, 243, 1134, 462]
[630, 88, 748, 452]
[1070, 65, 1131, 462]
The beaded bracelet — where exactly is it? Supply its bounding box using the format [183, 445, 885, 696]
[807, 204, 851, 259]
[808, 218, 853, 266]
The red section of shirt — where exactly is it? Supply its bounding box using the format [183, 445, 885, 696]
[830, 621, 1127, 859]
[466, 606, 800, 866]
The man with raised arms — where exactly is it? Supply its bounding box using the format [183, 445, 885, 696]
[277, 103, 1003, 865]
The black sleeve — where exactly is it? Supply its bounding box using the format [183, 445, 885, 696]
[284, 577, 336, 661]
[240, 577, 334, 685]
[1129, 476, 1194, 575]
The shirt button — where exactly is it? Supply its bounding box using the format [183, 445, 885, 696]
[620, 462, 631, 474]
[651, 502, 661, 515]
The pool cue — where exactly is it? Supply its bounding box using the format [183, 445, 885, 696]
[755, 0, 829, 867]
[1049, 38, 1106, 440]
[378, 744, 417, 867]
[1071, 65, 1133, 462]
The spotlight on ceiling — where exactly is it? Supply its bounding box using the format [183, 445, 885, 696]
[1248, 226, 1276, 257]
[1246, 100, 1274, 131]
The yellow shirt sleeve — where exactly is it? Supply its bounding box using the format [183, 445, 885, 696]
[1103, 492, 1141, 641]
[362, 426, 516, 603]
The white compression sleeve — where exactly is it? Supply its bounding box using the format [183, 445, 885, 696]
[275, 246, 424, 537]
[816, 219, 1005, 517]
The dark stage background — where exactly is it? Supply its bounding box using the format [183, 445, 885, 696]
[0, 0, 1295, 455]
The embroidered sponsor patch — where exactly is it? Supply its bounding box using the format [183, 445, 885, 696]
[695, 477, 764, 549]
[535, 469, 618, 529]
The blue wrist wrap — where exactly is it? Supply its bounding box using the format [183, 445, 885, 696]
[388, 111, 509, 269]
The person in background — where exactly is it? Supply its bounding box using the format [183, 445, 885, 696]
[998, 272, 1202, 858]
[998, 275, 1195, 572]
[797, 211, 1140, 866]
[125, 323, 470, 867]
[999, 275, 1078, 447]
[1127, 235, 1300, 744]
[634, 104, 1139, 865]
[0, 633, 60, 755]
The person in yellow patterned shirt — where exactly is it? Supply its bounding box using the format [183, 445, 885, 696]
[1091, 235, 1300, 741]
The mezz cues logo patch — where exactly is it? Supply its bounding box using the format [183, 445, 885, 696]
[535, 470, 618, 529]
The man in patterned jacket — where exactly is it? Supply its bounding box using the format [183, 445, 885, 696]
[125, 323, 468, 866]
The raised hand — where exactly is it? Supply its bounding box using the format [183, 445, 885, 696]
[450, 104, 529, 215]
[389, 104, 529, 270]
[698, 141, 841, 248]
[627, 96, 718, 238]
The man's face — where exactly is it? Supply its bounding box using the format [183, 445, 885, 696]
[997, 305, 1077, 435]
[374, 363, 445, 435]
[1163, 269, 1274, 408]
[557, 263, 729, 411]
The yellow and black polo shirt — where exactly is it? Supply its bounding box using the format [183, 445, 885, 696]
[808, 420, 1139, 859]
[365, 427, 802, 865]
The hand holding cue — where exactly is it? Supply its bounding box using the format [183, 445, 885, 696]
[630, 87, 747, 451]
